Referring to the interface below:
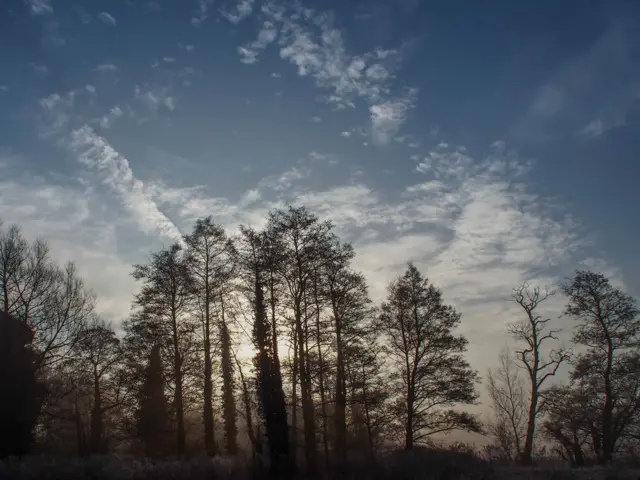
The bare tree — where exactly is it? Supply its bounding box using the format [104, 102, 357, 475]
[379, 263, 481, 450]
[237, 226, 290, 476]
[0, 223, 94, 374]
[74, 317, 122, 453]
[265, 206, 336, 476]
[325, 242, 372, 466]
[508, 283, 569, 463]
[486, 348, 527, 462]
[184, 216, 236, 456]
[132, 243, 196, 455]
[540, 384, 594, 466]
[561, 270, 640, 464]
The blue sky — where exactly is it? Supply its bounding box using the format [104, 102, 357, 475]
[1, 0, 640, 375]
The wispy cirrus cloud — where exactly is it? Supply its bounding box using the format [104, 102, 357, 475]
[221, 0, 255, 24]
[577, 119, 605, 138]
[69, 126, 182, 241]
[98, 12, 117, 26]
[134, 85, 177, 112]
[0, 154, 138, 322]
[370, 90, 417, 145]
[93, 63, 118, 73]
[139, 141, 590, 320]
[517, 19, 640, 141]
[98, 105, 124, 129]
[24, 0, 53, 15]
[238, 21, 278, 64]
[236, 2, 417, 144]
[191, 0, 214, 26]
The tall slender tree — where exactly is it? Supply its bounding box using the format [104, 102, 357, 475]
[379, 263, 481, 450]
[508, 283, 569, 464]
[238, 226, 289, 476]
[132, 243, 195, 455]
[324, 242, 371, 466]
[184, 216, 236, 456]
[219, 305, 238, 455]
[265, 206, 336, 476]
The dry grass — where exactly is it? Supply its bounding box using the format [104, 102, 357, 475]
[1, 453, 639, 480]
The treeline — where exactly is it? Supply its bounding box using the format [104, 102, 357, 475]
[1, 206, 639, 477]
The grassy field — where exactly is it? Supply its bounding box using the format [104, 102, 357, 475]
[1, 454, 639, 480]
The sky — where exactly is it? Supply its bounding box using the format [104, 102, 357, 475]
[1, 0, 640, 382]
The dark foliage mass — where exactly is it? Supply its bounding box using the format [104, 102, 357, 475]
[1, 208, 639, 479]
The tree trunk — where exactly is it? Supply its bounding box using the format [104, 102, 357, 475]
[405, 383, 414, 451]
[75, 401, 88, 457]
[333, 315, 347, 468]
[313, 279, 329, 468]
[291, 328, 298, 470]
[203, 286, 216, 456]
[90, 368, 103, 454]
[236, 354, 255, 465]
[172, 309, 185, 455]
[362, 364, 374, 458]
[221, 297, 238, 455]
[521, 389, 537, 463]
[296, 302, 317, 476]
[602, 342, 614, 464]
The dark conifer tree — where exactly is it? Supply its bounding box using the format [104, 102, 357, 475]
[137, 344, 171, 457]
[0, 310, 44, 457]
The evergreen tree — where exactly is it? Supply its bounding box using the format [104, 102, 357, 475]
[239, 227, 289, 477]
[137, 344, 171, 457]
[0, 310, 44, 457]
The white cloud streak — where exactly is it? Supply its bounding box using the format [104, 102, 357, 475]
[68, 126, 182, 241]
[98, 12, 117, 26]
[25, 0, 53, 15]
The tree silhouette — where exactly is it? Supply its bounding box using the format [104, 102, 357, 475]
[540, 384, 594, 466]
[561, 270, 640, 464]
[324, 242, 372, 466]
[379, 263, 481, 450]
[238, 226, 289, 477]
[74, 317, 122, 454]
[220, 310, 238, 455]
[0, 309, 44, 457]
[485, 348, 527, 462]
[137, 344, 171, 457]
[184, 217, 236, 456]
[132, 243, 196, 455]
[508, 283, 569, 464]
[265, 206, 337, 476]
